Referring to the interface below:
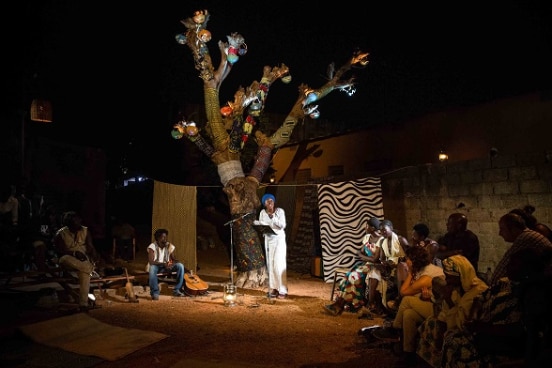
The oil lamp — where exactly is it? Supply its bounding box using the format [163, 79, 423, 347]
[223, 283, 237, 307]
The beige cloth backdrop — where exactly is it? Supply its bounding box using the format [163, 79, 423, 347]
[152, 181, 197, 272]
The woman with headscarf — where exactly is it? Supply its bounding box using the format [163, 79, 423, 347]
[258, 193, 288, 298]
[323, 217, 383, 316]
[416, 254, 488, 367]
[436, 246, 552, 367]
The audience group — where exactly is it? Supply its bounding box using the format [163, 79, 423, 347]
[1, 180, 62, 273]
[325, 207, 552, 367]
[3, 177, 552, 366]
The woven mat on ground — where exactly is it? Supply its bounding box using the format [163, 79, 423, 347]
[0, 332, 102, 368]
[18, 313, 169, 361]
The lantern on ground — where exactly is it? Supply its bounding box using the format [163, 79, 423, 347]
[223, 283, 237, 306]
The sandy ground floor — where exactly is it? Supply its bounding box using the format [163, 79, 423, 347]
[1, 243, 430, 367]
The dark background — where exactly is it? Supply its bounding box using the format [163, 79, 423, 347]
[2, 0, 551, 181]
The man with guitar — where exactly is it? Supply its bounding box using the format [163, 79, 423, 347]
[147, 228, 186, 300]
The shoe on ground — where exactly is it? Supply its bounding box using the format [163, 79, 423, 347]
[369, 306, 388, 318]
[372, 327, 401, 342]
[173, 290, 186, 297]
[358, 325, 383, 344]
[358, 306, 374, 319]
[358, 325, 382, 336]
[277, 293, 287, 299]
[268, 289, 279, 298]
[151, 294, 159, 301]
[323, 304, 343, 316]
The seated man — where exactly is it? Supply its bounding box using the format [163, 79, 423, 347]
[437, 213, 480, 271]
[147, 228, 186, 300]
[54, 211, 101, 310]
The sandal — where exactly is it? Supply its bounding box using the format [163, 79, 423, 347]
[323, 304, 343, 316]
[357, 307, 374, 319]
[369, 306, 387, 318]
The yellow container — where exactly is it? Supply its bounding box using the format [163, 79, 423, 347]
[310, 257, 324, 278]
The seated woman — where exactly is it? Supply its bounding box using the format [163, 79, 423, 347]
[323, 217, 383, 316]
[438, 246, 552, 367]
[364, 219, 409, 316]
[416, 255, 488, 367]
[372, 245, 445, 366]
[392, 223, 441, 311]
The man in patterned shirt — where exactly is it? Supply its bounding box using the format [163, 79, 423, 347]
[491, 212, 552, 286]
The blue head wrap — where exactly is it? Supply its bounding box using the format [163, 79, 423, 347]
[261, 193, 276, 207]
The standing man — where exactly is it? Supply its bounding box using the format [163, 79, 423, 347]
[54, 211, 100, 311]
[147, 228, 186, 300]
[438, 213, 480, 272]
[258, 193, 288, 299]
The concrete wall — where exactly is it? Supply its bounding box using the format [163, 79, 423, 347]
[274, 93, 552, 274]
[272, 93, 552, 183]
[381, 153, 552, 273]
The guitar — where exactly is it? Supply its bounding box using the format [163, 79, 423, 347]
[184, 271, 209, 296]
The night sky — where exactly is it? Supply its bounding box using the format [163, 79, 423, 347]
[3, 0, 551, 179]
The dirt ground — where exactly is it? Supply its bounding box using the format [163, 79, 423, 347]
[2, 245, 429, 368]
